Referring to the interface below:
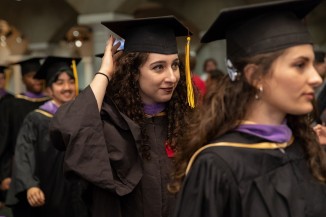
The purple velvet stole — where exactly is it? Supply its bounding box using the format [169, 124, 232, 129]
[235, 121, 292, 143]
[24, 91, 46, 98]
[39, 100, 59, 115]
[143, 103, 166, 116]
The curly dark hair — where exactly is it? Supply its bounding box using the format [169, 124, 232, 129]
[107, 52, 194, 160]
[170, 49, 326, 193]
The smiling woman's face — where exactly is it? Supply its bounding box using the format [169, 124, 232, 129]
[138, 53, 180, 105]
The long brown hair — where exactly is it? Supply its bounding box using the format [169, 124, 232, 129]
[107, 52, 193, 160]
[170, 49, 326, 193]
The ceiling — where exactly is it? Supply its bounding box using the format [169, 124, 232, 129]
[1, 0, 326, 56]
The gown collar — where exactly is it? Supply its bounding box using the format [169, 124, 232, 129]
[143, 103, 166, 116]
[235, 120, 292, 143]
[39, 100, 59, 115]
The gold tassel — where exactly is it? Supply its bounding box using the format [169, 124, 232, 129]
[71, 59, 79, 96]
[5, 68, 11, 89]
[185, 36, 195, 108]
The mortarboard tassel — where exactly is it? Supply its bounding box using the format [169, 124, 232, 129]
[185, 36, 195, 108]
[5, 69, 11, 89]
[71, 59, 79, 96]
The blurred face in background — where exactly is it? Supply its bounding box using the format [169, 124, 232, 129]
[47, 71, 76, 106]
[315, 60, 326, 79]
[203, 59, 218, 73]
[22, 71, 44, 94]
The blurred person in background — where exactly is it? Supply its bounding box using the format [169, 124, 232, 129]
[0, 65, 13, 103]
[201, 58, 218, 82]
[6, 56, 88, 217]
[0, 57, 49, 215]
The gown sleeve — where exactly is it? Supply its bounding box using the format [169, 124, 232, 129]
[5, 113, 39, 205]
[12, 113, 39, 194]
[49, 86, 116, 192]
[174, 151, 241, 217]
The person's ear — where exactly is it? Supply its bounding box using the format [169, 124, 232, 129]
[45, 86, 52, 97]
[243, 63, 262, 88]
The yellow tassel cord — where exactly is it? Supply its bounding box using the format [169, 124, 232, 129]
[71, 60, 79, 96]
[185, 36, 195, 108]
[5, 69, 11, 89]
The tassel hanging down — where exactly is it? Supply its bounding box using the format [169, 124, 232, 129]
[71, 59, 79, 96]
[185, 36, 195, 108]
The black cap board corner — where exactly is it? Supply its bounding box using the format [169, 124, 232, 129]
[201, 0, 321, 59]
[101, 15, 192, 54]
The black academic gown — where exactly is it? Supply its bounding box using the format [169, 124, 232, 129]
[6, 108, 87, 217]
[0, 91, 14, 103]
[174, 131, 326, 217]
[50, 86, 175, 217]
[0, 91, 13, 202]
[0, 94, 49, 181]
[0, 94, 49, 208]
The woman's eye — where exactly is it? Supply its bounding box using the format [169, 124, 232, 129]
[172, 62, 179, 70]
[153, 65, 164, 71]
[294, 62, 305, 69]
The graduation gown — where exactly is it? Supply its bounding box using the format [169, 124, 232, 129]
[174, 131, 326, 217]
[0, 91, 13, 103]
[50, 86, 175, 217]
[0, 94, 49, 181]
[0, 91, 14, 202]
[6, 108, 85, 217]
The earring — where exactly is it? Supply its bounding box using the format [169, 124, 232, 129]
[255, 86, 263, 100]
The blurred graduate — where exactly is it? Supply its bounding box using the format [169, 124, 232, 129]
[0, 58, 49, 204]
[6, 56, 89, 217]
[0, 65, 13, 103]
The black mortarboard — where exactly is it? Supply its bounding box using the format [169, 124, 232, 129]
[315, 51, 326, 63]
[34, 56, 81, 87]
[13, 57, 42, 76]
[201, 0, 321, 60]
[101, 16, 191, 54]
[0, 65, 7, 74]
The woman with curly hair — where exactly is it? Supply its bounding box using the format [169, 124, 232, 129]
[172, 1, 326, 217]
[50, 16, 195, 217]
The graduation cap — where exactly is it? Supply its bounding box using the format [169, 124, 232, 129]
[34, 56, 81, 93]
[13, 57, 43, 76]
[201, 0, 321, 60]
[101, 16, 195, 107]
[101, 15, 191, 54]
